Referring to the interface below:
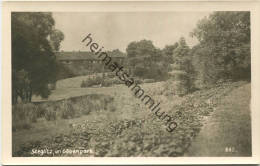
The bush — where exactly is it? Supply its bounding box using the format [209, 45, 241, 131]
[35, 104, 47, 118]
[163, 79, 189, 96]
[107, 104, 116, 112]
[12, 103, 38, 131]
[58, 100, 76, 119]
[132, 63, 169, 81]
[81, 75, 124, 88]
[76, 99, 93, 115]
[77, 95, 116, 114]
[56, 62, 75, 80]
[81, 76, 103, 88]
[44, 106, 57, 121]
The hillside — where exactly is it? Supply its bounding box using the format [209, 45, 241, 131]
[186, 83, 251, 156]
[13, 81, 251, 157]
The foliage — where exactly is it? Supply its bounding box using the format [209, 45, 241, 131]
[191, 45, 220, 88]
[107, 49, 126, 58]
[56, 61, 76, 80]
[80, 76, 103, 87]
[49, 29, 65, 51]
[169, 37, 196, 94]
[191, 12, 250, 82]
[162, 43, 179, 58]
[13, 81, 247, 157]
[59, 100, 76, 119]
[126, 40, 170, 81]
[161, 43, 178, 64]
[12, 12, 64, 104]
[12, 69, 32, 103]
[80, 75, 125, 88]
[126, 40, 157, 58]
[42, 94, 115, 121]
[44, 106, 57, 121]
[12, 103, 39, 131]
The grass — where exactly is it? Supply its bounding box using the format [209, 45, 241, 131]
[13, 80, 251, 157]
[32, 75, 159, 102]
[185, 83, 251, 156]
[12, 103, 40, 131]
[56, 73, 104, 88]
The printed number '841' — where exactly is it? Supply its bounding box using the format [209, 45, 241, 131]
[225, 147, 236, 153]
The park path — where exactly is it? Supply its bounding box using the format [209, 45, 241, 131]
[185, 83, 251, 156]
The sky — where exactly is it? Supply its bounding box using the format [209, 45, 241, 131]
[52, 12, 211, 52]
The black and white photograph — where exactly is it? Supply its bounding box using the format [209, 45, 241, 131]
[2, 1, 260, 165]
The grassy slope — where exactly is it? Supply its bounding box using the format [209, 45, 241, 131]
[185, 83, 251, 156]
[13, 83, 143, 153]
[55, 73, 104, 89]
[13, 81, 251, 157]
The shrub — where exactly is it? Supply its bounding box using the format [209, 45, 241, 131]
[81, 76, 103, 88]
[103, 96, 114, 108]
[44, 106, 57, 121]
[81, 76, 124, 88]
[77, 99, 92, 115]
[56, 62, 75, 80]
[12, 103, 38, 131]
[107, 104, 116, 112]
[35, 104, 47, 118]
[132, 63, 169, 81]
[58, 100, 76, 119]
[77, 95, 115, 114]
[163, 79, 190, 96]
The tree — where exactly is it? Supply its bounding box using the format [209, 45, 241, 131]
[169, 37, 195, 94]
[126, 40, 157, 58]
[162, 43, 178, 57]
[191, 44, 219, 87]
[12, 70, 31, 103]
[12, 12, 64, 103]
[125, 40, 169, 80]
[191, 12, 250, 81]
[49, 29, 65, 51]
[107, 49, 126, 57]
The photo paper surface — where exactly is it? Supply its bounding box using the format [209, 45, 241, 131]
[2, 1, 260, 165]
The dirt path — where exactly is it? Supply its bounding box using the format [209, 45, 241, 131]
[185, 83, 251, 156]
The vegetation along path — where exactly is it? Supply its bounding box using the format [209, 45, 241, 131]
[13, 81, 250, 157]
[185, 83, 251, 156]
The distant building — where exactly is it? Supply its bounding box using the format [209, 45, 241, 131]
[55, 51, 126, 75]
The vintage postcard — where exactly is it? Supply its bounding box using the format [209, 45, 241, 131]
[2, 1, 260, 165]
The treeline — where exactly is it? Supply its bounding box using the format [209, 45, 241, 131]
[125, 40, 171, 81]
[12, 12, 250, 103]
[191, 11, 250, 87]
[12, 13, 64, 104]
[127, 11, 250, 91]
